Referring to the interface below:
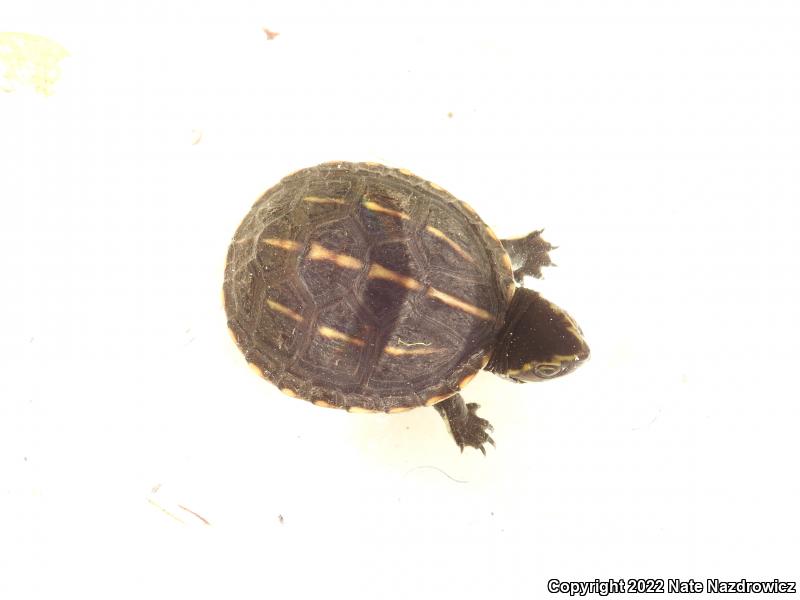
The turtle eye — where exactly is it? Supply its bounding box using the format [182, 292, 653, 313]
[533, 363, 561, 378]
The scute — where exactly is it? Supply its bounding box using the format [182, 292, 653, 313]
[301, 300, 367, 388]
[422, 201, 485, 276]
[358, 198, 414, 238]
[298, 217, 366, 301]
[371, 309, 464, 386]
[359, 275, 409, 323]
[259, 283, 307, 357]
[224, 162, 514, 411]
[423, 274, 494, 330]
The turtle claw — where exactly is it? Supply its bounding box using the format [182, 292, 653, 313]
[434, 394, 496, 455]
[456, 403, 495, 455]
[501, 229, 555, 284]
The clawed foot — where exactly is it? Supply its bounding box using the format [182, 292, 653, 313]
[501, 229, 555, 285]
[434, 395, 495, 455]
[453, 403, 495, 455]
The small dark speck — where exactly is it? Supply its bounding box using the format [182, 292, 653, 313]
[490, 511, 494, 516]
[278, 514, 285, 524]
[29, 337, 34, 343]
[23, 456, 28, 462]
[263, 28, 280, 40]
[447, 112, 453, 118]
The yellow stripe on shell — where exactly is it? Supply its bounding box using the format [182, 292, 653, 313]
[347, 406, 376, 413]
[425, 225, 475, 262]
[427, 288, 493, 321]
[318, 325, 366, 347]
[268, 241, 493, 326]
[263, 238, 302, 251]
[304, 195, 346, 205]
[367, 263, 422, 290]
[388, 406, 413, 413]
[361, 196, 475, 264]
[266, 299, 304, 322]
[307, 243, 364, 269]
[383, 346, 442, 356]
[281, 388, 298, 398]
[362, 199, 410, 220]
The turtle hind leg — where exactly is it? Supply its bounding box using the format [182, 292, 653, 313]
[501, 229, 555, 285]
[434, 394, 494, 455]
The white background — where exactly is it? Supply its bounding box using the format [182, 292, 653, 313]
[2, 1, 799, 598]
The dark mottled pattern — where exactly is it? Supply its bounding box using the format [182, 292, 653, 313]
[224, 162, 513, 411]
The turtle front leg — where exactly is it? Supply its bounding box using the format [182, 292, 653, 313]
[501, 229, 555, 284]
[434, 394, 495, 455]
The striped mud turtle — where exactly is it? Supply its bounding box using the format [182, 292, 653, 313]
[223, 162, 590, 453]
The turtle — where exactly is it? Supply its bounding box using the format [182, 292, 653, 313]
[223, 161, 590, 453]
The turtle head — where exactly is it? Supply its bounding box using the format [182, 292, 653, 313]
[487, 288, 590, 382]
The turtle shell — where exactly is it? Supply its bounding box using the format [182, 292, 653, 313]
[223, 162, 515, 412]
